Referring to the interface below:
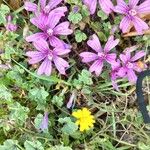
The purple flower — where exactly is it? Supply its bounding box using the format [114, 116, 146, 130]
[24, 0, 67, 17]
[118, 47, 146, 83]
[80, 34, 119, 76]
[5, 15, 17, 32]
[26, 39, 70, 76]
[40, 112, 49, 131]
[26, 12, 73, 47]
[83, 0, 114, 15]
[73, 6, 80, 13]
[111, 25, 119, 34]
[111, 59, 121, 91]
[0, 64, 11, 70]
[115, 0, 150, 34]
[67, 90, 76, 109]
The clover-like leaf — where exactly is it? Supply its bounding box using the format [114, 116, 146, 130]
[68, 12, 82, 24]
[75, 30, 87, 43]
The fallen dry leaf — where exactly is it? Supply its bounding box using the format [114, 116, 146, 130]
[9, 0, 22, 10]
[123, 29, 150, 37]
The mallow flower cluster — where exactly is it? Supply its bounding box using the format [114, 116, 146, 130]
[25, 0, 73, 76]
[83, 0, 150, 34]
[80, 34, 146, 90]
[24, 0, 147, 91]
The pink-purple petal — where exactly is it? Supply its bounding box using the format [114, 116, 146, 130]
[133, 17, 149, 34]
[89, 60, 103, 76]
[25, 32, 47, 42]
[131, 51, 146, 61]
[111, 59, 121, 70]
[80, 52, 98, 63]
[120, 16, 131, 33]
[49, 36, 64, 47]
[53, 48, 71, 56]
[87, 34, 102, 52]
[106, 53, 117, 65]
[99, 0, 114, 14]
[30, 16, 47, 31]
[50, 6, 67, 15]
[112, 80, 119, 91]
[40, 0, 46, 9]
[125, 45, 139, 53]
[26, 51, 46, 64]
[46, 12, 63, 29]
[114, 0, 128, 14]
[47, 0, 63, 10]
[117, 67, 127, 77]
[104, 36, 119, 52]
[53, 56, 69, 75]
[83, 0, 97, 15]
[120, 54, 129, 64]
[37, 58, 52, 76]
[33, 39, 49, 52]
[137, 0, 150, 14]
[53, 21, 73, 35]
[24, 2, 37, 12]
[129, 0, 139, 7]
[127, 69, 137, 83]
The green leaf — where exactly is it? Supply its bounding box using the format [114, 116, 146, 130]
[8, 102, 29, 126]
[34, 113, 43, 129]
[0, 4, 10, 24]
[97, 31, 107, 42]
[78, 69, 93, 85]
[138, 142, 150, 150]
[24, 140, 44, 150]
[81, 86, 91, 94]
[51, 145, 72, 150]
[81, 5, 90, 17]
[72, 79, 82, 90]
[29, 87, 49, 110]
[0, 4, 10, 14]
[68, 12, 82, 24]
[6, 65, 24, 87]
[0, 139, 20, 150]
[12, 59, 71, 86]
[58, 117, 78, 135]
[75, 30, 87, 43]
[0, 84, 12, 101]
[97, 10, 108, 20]
[3, 43, 16, 60]
[52, 95, 64, 107]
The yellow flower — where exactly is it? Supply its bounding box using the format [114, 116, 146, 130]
[72, 108, 95, 132]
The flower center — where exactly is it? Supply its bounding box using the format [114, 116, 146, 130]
[98, 52, 106, 58]
[129, 9, 137, 16]
[48, 53, 53, 61]
[44, 5, 50, 14]
[126, 62, 134, 69]
[47, 28, 53, 36]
